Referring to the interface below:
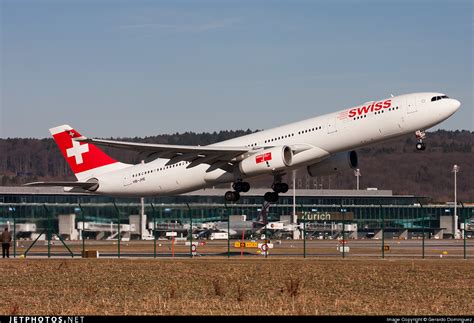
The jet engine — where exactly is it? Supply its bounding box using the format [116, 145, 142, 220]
[307, 151, 358, 177]
[239, 146, 293, 176]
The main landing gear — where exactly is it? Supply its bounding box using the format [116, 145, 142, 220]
[415, 130, 426, 151]
[264, 181, 289, 203]
[225, 181, 250, 202]
[224, 178, 289, 203]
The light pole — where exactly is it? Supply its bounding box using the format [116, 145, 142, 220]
[292, 170, 298, 239]
[354, 169, 361, 190]
[341, 207, 347, 259]
[452, 165, 460, 239]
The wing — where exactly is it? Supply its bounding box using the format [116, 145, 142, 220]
[75, 136, 251, 172]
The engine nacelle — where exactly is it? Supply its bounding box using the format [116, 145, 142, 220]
[307, 151, 358, 177]
[239, 146, 293, 176]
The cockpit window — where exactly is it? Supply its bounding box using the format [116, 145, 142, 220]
[431, 95, 449, 102]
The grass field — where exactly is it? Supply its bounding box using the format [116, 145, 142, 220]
[1, 258, 472, 316]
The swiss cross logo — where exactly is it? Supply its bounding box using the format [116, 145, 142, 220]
[256, 152, 272, 164]
[51, 126, 117, 174]
[66, 140, 89, 164]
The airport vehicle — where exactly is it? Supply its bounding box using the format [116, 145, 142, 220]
[209, 232, 229, 240]
[26, 93, 460, 202]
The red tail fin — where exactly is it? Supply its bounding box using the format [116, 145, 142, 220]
[49, 125, 120, 179]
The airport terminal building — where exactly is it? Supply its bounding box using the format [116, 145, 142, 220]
[0, 186, 472, 240]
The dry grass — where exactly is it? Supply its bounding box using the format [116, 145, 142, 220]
[0, 258, 473, 316]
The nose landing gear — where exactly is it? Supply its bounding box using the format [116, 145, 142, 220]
[415, 130, 426, 151]
[416, 142, 426, 151]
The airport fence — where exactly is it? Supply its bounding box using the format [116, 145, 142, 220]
[0, 202, 472, 259]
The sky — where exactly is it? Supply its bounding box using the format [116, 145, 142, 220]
[1, 0, 472, 139]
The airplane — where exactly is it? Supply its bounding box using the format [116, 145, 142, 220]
[25, 92, 460, 203]
[199, 221, 298, 240]
[196, 220, 264, 239]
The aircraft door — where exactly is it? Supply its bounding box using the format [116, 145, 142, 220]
[406, 96, 417, 114]
[123, 172, 132, 187]
[326, 117, 337, 134]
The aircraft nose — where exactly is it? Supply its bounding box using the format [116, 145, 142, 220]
[446, 98, 461, 116]
[451, 99, 461, 111]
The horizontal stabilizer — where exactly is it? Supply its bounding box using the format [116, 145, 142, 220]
[24, 181, 99, 190]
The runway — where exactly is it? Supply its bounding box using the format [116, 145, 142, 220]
[13, 239, 474, 259]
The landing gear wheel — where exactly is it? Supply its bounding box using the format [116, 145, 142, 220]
[264, 192, 279, 203]
[233, 191, 240, 201]
[225, 191, 240, 202]
[416, 142, 426, 151]
[232, 181, 250, 193]
[272, 182, 289, 193]
[415, 130, 426, 151]
[232, 182, 242, 192]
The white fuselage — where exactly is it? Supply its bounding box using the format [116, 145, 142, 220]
[95, 92, 460, 197]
